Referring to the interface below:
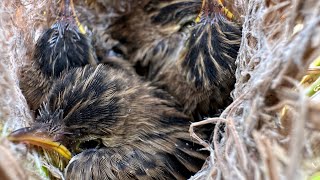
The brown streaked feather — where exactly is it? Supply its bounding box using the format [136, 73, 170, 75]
[21, 0, 97, 111]
[108, 0, 242, 117]
[109, 0, 201, 57]
[34, 20, 97, 78]
[19, 64, 53, 111]
[66, 141, 207, 180]
[28, 64, 208, 179]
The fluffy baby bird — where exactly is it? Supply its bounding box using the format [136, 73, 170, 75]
[109, 0, 242, 117]
[20, 0, 97, 110]
[9, 64, 208, 179]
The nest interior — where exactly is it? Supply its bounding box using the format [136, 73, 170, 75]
[0, 0, 319, 179]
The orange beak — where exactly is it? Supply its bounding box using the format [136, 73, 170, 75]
[7, 127, 72, 160]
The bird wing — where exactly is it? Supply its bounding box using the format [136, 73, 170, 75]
[65, 139, 208, 180]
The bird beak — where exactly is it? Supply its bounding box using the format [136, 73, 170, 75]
[195, 0, 235, 23]
[59, 0, 86, 34]
[60, 0, 72, 17]
[7, 127, 72, 160]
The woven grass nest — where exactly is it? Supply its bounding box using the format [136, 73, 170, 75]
[0, 0, 320, 179]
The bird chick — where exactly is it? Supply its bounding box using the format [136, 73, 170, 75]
[20, 0, 97, 110]
[109, 0, 242, 118]
[10, 64, 208, 179]
[72, 0, 136, 64]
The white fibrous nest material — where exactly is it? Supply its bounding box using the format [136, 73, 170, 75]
[191, 0, 320, 179]
[0, 0, 60, 179]
[0, 0, 319, 179]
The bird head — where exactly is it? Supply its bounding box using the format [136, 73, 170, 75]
[177, 0, 242, 90]
[34, 0, 97, 78]
[133, 0, 241, 91]
[7, 105, 110, 161]
[10, 65, 125, 156]
[7, 108, 72, 172]
[7, 105, 115, 176]
[8, 65, 207, 179]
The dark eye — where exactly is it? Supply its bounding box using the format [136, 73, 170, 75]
[75, 139, 102, 153]
[109, 45, 125, 58]
[179, 20, 195, 32]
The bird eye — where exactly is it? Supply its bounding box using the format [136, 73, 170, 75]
[179, 20, 195, 32]
[110, 45, 125, 58]
[75, 139, 101, 153]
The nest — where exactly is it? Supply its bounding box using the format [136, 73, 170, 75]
[0, 0, 319, 179]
